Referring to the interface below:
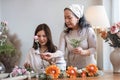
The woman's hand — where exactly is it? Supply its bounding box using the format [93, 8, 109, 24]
[72, 47, 90, 56]
[40, 53, 55, 65]
[72, 47, 83, 54]
[40, 53, 52, 61]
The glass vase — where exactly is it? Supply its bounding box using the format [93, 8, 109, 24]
[0, 62, 6, 73]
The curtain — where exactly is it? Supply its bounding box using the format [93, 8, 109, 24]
[112, 0, 120, 24]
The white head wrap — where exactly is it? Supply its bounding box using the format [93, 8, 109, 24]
[65, 4, 84, 19]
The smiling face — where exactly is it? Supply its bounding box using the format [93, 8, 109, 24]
[64, 9, 79, 29]
[36, 30, 47, 47]
[34, 23, 54, 50]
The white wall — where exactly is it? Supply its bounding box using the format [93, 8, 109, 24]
[1, 0, 112, 70]
[0, 0, 1, 20]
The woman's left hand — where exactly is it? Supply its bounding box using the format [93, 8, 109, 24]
[72, 47, 90, 56]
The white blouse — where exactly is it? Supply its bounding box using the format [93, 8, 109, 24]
[24, 48, 66, 73]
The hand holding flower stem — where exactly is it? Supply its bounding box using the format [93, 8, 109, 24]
[34, 36, 45, 69]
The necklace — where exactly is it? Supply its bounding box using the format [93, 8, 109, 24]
[40, 48, 48, 53]
[40, 46, 48, 53]
[39, 47, 48, 70]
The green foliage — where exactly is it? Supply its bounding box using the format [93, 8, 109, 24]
[0, 21, 21, 73]
[38, 70, 100, 79]
[39, 73, 52, 80]
[38, 71, 66, 80]
[0, 21, 16, 56]
[26, 68, 33, 72]
[70, 39, 81, 48]
[0, 42, 15, 56]
[107, 31, 120, 47]
[58, 70, 67, 79]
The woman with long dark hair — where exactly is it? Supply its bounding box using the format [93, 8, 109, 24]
[24, 23, 66, 73]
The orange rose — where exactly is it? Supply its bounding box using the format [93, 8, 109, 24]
[46, 65, 60, 79]
[66, 66, 77, 78]
[100, 30, 108, 39]
[86, 64, 98, 76]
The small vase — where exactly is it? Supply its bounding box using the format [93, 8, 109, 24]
[0, 62, 6, 73]
[110, 48, 120, 73]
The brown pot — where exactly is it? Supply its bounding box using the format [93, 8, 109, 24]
[0, 53, 20, 73]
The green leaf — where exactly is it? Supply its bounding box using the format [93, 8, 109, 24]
[70, 39, 81, 48]
[39, 73, 52, 80]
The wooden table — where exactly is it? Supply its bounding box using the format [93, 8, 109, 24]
[30, 71, 120, 80]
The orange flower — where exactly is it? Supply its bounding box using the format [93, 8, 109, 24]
[81, 70, 87, 77]
[45, 65, 60, 79]
[100, 30, 108, 39]
[66, 66, 77, 78]
[86, 64, 98, 76]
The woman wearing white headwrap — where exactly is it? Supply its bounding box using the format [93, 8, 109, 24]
[59, 4, 97, 69]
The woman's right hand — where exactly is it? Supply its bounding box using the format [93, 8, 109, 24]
[72, 47, 82, 54]
[40, 53, 52, 61]
[72, 47, 90, 56]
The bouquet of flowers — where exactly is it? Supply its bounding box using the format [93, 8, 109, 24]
[38, 64, 100, 80]
[99, 22, 120, 48]
[70, 39, 81, 48]
[66, 64, 98, 78]
[10, 66, 27, 77]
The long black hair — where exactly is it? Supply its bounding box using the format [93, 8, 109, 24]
[33, 23, 57, 53]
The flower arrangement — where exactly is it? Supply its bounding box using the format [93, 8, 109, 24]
[37, 64, 99, 80]
[0, 21, 22, 73]
[70, 39, 81, 60]
[70, 39, 81, 48]
[9, 64, 99, 79]
[99, 22, 120, 48]
[10, 66, 27, 77]
[66, 64, 98, 78]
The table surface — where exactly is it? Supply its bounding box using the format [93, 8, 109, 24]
[30, 71, 120, 80]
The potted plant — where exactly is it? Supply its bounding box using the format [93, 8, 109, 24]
[0, 21, 21, 72]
